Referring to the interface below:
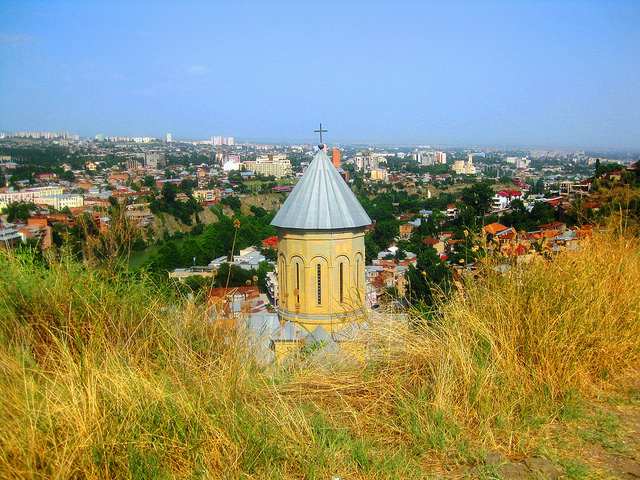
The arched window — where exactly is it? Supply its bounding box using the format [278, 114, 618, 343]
[339, 262, 344, 303]
[279, 256, 286, 305]
[295, 262, 300, 303]
[316, 264, 322, 305]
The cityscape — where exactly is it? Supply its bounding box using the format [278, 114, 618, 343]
[1, 127, 638, 331]
[2, 1, 640, 478]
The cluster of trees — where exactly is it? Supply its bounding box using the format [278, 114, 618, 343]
[140, 209, 277, 279]
[149, 182, 203, 225]
[406, 247, 452, 309]
[499, 199, 558, 231]
[3, 202, 37, 222]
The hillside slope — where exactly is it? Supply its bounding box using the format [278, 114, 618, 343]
[1, 232, 639, 479]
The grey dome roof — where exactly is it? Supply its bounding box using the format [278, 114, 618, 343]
[271, 147, 371, 230]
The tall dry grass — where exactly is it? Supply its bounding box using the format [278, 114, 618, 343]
[354, 231, 640, 453]
[0, 249, 268, 478]
[1, 230, 639, 478]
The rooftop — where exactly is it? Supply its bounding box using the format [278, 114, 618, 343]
[271, 146, 371, 230]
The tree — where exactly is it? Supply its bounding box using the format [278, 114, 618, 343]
[142, 175, 156, 188]
[406, 247, 452, 307]
[460, 182, 494, 216]
[531, 201, 556, 225]
[364, 234, 379, 264]
[221, 196, 241, 211]
[370, 220, 398, 251]
[510, 198, 526, 212]
[60, 170, 75, 182]
[4, 202, 36, 222]
[162, 182, 179, 203]
[180, 178, 197, 193]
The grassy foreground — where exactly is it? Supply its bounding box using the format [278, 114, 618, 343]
[1, 233, 639, 479]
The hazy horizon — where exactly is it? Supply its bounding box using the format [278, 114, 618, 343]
[1, 0, 639, 150]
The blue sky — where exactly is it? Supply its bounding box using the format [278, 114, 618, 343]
[1, 0, 639, 149]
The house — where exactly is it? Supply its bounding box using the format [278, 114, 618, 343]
[169, 266, 217, 282]
[491, 190, 522, 211]
[399, 223, 414, 240]
[539, 221, 566, 232]
[445, 203, 458, 220]
[483, 222, 511, 237]
[209, 246, 267, 271]
[422, 237, 445, 256]
[207, 286, 264, 318]
[603, 170, 624, 182]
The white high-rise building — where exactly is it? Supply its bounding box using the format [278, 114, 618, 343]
[166, 133, 172, 143]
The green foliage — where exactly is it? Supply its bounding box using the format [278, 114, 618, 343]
[4, 202, 36, 222]
[221, 195, 241, 211]
[179, 178, 197, 193]
[364, 234, 379, 264]
[142, 175, 156, 188]
[250, 205, 267, 218]
[161, 182, 178, 203]
[213, 263, 256, 288]
[595, 161, 624, 178]
[460, 182, 494, 215]
[140, 212, 276, 280]
[370, 219, 399, 251]
[58, 169, 75, 182]
[150, 184, 203, 225]
[260, 246, 277, 262]
[406, 247, 452, 307]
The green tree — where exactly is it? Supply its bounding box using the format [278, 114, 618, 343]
[142, 175, 156, 188]
[162, 182, 179, 203]
[221, 196, 241, 211]
[406, 247, 452, 307]
[180, 178, 197, 193]
[510, 198, 526, 212]
[4, 202, 36, 222]
[460, 182, 494, 216]
[370, 220, 398, 251]
[364, 234, 379, 264]
[531, 201, 556, 225]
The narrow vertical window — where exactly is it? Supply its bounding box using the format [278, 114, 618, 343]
[280, 260, 285, 305]
[295, 263, 300, 303]
[339, 262, 344, 303]
[357, 259, 361, 288]
[317, 264, 322, 305]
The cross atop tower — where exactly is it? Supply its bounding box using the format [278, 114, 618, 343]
[314, 123, 327, 146]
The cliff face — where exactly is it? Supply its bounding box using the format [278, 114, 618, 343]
[143, 193, 283, 239]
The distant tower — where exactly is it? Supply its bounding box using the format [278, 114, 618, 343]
[271, 145, 371, 333]
[332, 149, 341, 168]
[166, 133, 172, 143]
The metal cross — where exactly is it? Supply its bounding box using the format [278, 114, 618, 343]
[314, 123, 327, 144]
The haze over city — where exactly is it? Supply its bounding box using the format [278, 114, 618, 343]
[1, 0, 639, 149]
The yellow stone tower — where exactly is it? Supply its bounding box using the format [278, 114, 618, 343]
[271, 144, 371, 334]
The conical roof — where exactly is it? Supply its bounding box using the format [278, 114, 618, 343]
[271, 147, 371, 230]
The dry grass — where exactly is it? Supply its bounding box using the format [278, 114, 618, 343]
[1, 230, 639, 478]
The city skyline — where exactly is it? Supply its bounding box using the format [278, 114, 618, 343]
[1, 1, 639, 150]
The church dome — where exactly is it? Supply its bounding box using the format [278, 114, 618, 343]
[271, 147, 371, 230]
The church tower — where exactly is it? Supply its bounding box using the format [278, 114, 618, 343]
[271, 144, 371, 334]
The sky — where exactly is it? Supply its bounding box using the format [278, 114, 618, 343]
[1, 0, 639, 149]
